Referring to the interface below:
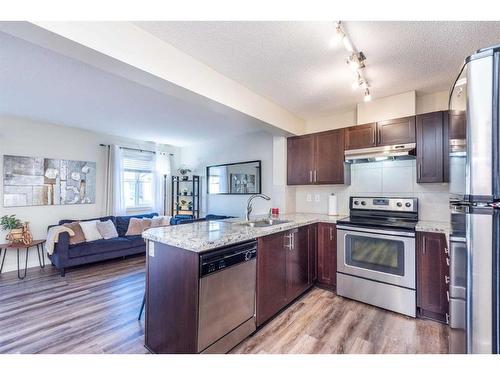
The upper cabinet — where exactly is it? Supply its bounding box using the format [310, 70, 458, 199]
[344, 123, 377, 150]
[416, 111, 448, 183]
[448, 110, 466, 140]
[287, 129, 349, 185]
[377, 116, 416, 146]
[345, 116, 416, 150]
[287, 135, 315, 185]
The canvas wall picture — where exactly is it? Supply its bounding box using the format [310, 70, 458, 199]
[3, 155, 96, 207]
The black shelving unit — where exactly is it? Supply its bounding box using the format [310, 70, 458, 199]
[171, 175, 200, 218]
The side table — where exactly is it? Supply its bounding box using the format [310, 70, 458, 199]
[0, 240, 46, 280]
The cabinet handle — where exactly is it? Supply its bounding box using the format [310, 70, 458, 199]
[329, 227, 333, 241]
[372, 128, 376, 144]
[418, 163, 422, 180]
[445, 275, 450, 284]
[446, 291, 450, 302]
[284, 234, 292, 249]
[446, 257, 450, 266]
[291, 232, 295, 250]
[444, 247, 449, 254]
[446, 313, 450, 324]
[309, 170, 313, 183]
[314, 170, 317, 182]
[422, 236, 426, 254]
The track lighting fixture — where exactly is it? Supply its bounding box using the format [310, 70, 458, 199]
[364, 88, 372, 102]
[331, 21, 373, 102]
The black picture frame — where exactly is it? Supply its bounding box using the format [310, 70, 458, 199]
[206, 160, 262, 195]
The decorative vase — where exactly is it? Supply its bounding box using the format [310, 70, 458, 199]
[182, 176, 189, 181]
[6, 228, 23, 245]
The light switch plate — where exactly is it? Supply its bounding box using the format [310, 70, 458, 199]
[306, 194, 312, 202]
[314, 194, 320, 202]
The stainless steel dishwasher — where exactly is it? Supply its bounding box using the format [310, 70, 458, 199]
[197, 240, 257, 353]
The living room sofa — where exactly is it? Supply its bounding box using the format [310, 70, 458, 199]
[48, 213, 233, 276]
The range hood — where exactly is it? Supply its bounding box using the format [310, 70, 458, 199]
[344, 143, 417, 164]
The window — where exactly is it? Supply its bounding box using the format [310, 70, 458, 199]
[122, 150, 155, 210]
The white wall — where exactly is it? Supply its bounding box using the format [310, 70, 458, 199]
[416, 90, 449, 114]
[295, 160, 449, 222]
[304, 109, 356, 134]
[357, 91, 416, 124]
[180, 131, 275, 218]
[0, 115, 178, 272]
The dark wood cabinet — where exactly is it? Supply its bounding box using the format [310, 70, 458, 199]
[314, 129, 348, 184]
[377, 116, 416, 146]
[287, 135, 315, 185]
[416, 231, 449, 323]
[316, 223, 337, 289]
[449, 110, 466, 140]
[286, 227, 310, 301]
[344, 122, 377, 150]
[287, 130, 349, 185]
[416, 111, 445, 183]
[309, 224, 317, 284]
[256, 232, 287, 326]
[256, 226, 314, 326]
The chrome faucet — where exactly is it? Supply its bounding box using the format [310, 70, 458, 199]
[246, 194, 271, 222]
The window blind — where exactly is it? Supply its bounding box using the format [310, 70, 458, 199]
[122, 149, 155, 173]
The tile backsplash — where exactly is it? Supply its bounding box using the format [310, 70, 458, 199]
[295, 160, 450, 222]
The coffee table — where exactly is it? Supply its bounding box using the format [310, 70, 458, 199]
[0, 240, 46, 279]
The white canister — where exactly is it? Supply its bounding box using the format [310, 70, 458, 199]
[328, 193, 338, 216]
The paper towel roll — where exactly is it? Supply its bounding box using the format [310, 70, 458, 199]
[328, 194, 338, 216]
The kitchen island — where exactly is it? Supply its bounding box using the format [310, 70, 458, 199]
[141, 213, 345, 354]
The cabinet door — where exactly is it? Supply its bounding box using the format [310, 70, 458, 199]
[286, 227, 310, 302]
[256, 232, 287, 326]
[449, 110, 466, 140]
[287, 135, 315, 185]
[314, 129, 347, 184]
[417, 232, 449, 323]
[377, 116, 416, 146]
[344, 123, 377, 150]
[416, 111, 444, 183]
[317, 223, 337, 289]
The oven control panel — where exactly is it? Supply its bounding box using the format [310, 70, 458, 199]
[350, 197, 417, 212]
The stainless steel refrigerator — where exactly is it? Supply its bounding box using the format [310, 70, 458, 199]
[448, 44, 500, 354]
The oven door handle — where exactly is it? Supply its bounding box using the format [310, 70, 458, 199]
[336, 225, 415, 238]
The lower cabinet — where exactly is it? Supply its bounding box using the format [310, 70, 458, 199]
[256, 225, 315, 326]
[316, 223, 337, 290]
[416, 231, 450, 323]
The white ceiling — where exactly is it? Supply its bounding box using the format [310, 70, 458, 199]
[0, 30, 269, 147]
[135, 21, 500, 119]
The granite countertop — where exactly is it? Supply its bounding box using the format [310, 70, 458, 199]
[142, 213, 347, 253]
[415, 220, 451, 234]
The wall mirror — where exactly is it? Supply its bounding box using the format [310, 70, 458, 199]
[206, 160, 261, 195]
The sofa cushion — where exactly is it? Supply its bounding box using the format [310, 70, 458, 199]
[124, 235, 146, 248]
[68, 237, 134, 258]
[59, 216, 115, 226]
[96, 220, 119, 240]
[115, 213, 157, 236]
[62, 222, 86, 245]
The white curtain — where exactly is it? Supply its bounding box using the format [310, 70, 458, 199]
[110, 145, 127, 216]
[154, 152, 172, 215]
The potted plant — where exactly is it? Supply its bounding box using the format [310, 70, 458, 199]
[1, 214, 23, 244]
[178, 166, 192, 181]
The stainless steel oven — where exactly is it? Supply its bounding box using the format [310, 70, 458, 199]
[337, 226, 415, 289]
[336, 197, 418, 317]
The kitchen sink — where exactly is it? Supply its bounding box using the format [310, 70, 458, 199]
[239, 219, 290, 228]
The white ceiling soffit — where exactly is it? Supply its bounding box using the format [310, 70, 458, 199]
[134, 21, 500, 120]
[0, 21, 304, 135]
[0, 29, 288, 146]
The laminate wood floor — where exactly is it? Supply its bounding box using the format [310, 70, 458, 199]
[0, 256, 449, 354]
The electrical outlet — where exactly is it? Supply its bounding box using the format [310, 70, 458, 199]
[314, 194, 320, 202]
[306, 194, 312, 202]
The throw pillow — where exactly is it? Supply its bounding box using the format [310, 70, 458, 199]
[142, 218, 152, 231]
[79, 220, 104, 242]
[125, 217, 145, 236]
[96, 220, 119, 240]
[62, 222, 86, 245]
[152, 215, 172, 227]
